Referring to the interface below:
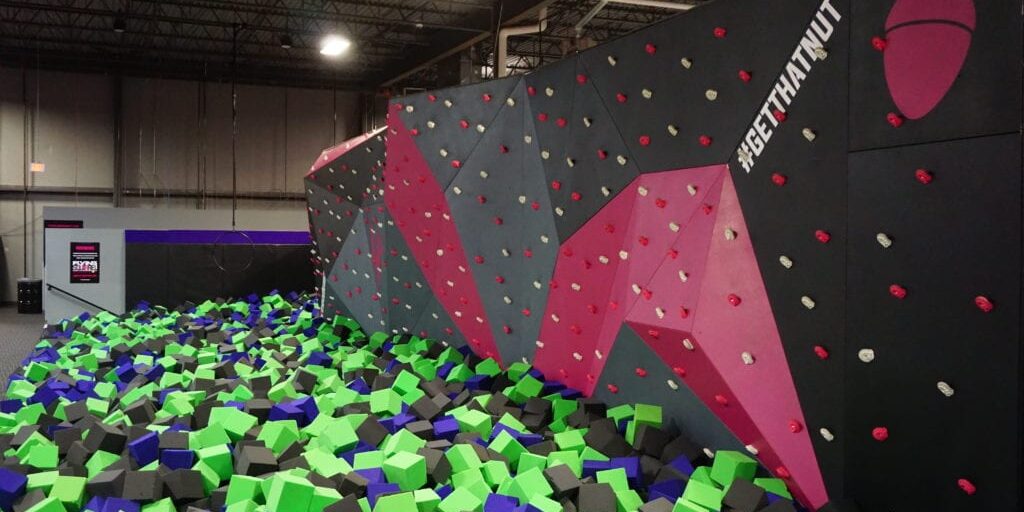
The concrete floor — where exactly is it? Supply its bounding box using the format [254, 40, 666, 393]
[0, 306, 45, 392]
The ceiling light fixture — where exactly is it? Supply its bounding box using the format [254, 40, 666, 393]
[113, 12, 127, 33]
[319, 35, 351, 57]
[279, 34, 293, 49]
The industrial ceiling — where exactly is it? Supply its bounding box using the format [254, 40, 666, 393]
[0, 0, 705, 90]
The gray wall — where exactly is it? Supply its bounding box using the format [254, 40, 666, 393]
[0, 66, 364, 303]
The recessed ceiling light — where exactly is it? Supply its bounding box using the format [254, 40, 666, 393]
[280, 34, 293, 49]
[319, 35, 351, 57]
[113, 15, 127, 33]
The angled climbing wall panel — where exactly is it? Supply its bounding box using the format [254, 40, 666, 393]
[305, 0, 1023, 510]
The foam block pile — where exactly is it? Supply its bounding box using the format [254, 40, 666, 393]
[0, 293, 799, 512]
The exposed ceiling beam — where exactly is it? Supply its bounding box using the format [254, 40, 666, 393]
[378, 0, 555, 87]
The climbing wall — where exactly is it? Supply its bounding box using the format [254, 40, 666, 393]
[305, 0, 1023, 510]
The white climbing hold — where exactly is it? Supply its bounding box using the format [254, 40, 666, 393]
[705, 89, 718, 101]
[682, 338, 695, 351]
[876, 233, 893, 248]
[667, 124, 679, 136]
[642, 88, 653, 99]
[545, 87, 555, 97]
[607, 55, 617, 66]
[680, 57, 693, 69]
[405, 105, 415, 113]
[444, 99, 453, 108]
[858, 348, 875, 363]
[667, 380, 679, 390]
[779, 255, 794, 269]
[801, 296, 816, 309]
[617, 155, 628, 166]
[937, 381, 955, 397]
[741, 352, 755, 365]
[745, 445, 759, 455]
[802, 128, 817, 141]
[638, 186, 649, 197]
[724, 228, 737, 240]
[820, 428, 835, 442]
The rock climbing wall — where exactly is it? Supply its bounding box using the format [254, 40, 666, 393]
[305, 0, 1023, 510]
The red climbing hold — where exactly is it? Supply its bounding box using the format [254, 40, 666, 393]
[459, 119, 469, 129]
[499, 145, 509, 153]
[889, 284, 907, 299]
[655, 198, 667, 208]
[538, 112, 549, 122]
[738, 69, 752, 82]
[957, 478, 977, 496]
[872, 427, 889, 442]
[530, 201, 540, 211]
[556, 117, 568, 128]
[527, 86, 537, 96]
[773, 110, 787, 122]
[775, 467, 791, 479]
[477, 195, 487, 204]
[635, 368, 648, 377]
[813, 345, 830, 360]
[521, 308, 531, 317]
[673, 366, 686, 377]
[771, 173, 788, 186]
[788, 420, 803, 433]
[886, 112, 905, 127]
[915, 168, 934, 184]
[616, 92, 628, 103]
[975, 295, 994, 312]
[815, 230, 831, 243]
[715, 394, 730, 406]
[410, 127, 420, 136]
[427, 94, 437, 102]
[597, 149, 608, 160]
[713, 26, 727, 38]
[727, 294, 742, 307]
[571, 192, 582, 201]
[551, 180, 562, 191]
[871, 36, 888, 51]
[607, 384, 619, 394]
[699, 135, 713, 147]
[576, 74, 588, 84]
[645, 43, 657, 55]
[482, 93, 492, 102]
[451, 160, 462, 169]
[493, 217, 503, 225]
[495, 276, 505, 284]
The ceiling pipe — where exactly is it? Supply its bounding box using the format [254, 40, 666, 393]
[496, 6, 548, 77]
[575, 0, 694, 35]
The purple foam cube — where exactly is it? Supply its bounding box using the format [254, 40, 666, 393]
[160, 449, 195, 470]
[610, 456, 640, 486]
[434, 416, 460, 441]
[292, 396, 320, 424]
[0, 467, 28, 511]
[582, 460, 611, 479]
[648, 479, 685, 503]
[347, 378, 371, 395]
[0, 399, 22, 414]
[101, 497, 140, 512]
[464, 375, 492, 390]
[668, 455, 695, 476]
[366, 482, 400, 508]
[484, 494, 518, 512]
[268, 402, 305, 425]
[356, 468, 386, 484]
[83, 496, 105, 511]
[127, 431, 159, 467]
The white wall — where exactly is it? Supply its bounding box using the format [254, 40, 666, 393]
[0, 66, 363, 302]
